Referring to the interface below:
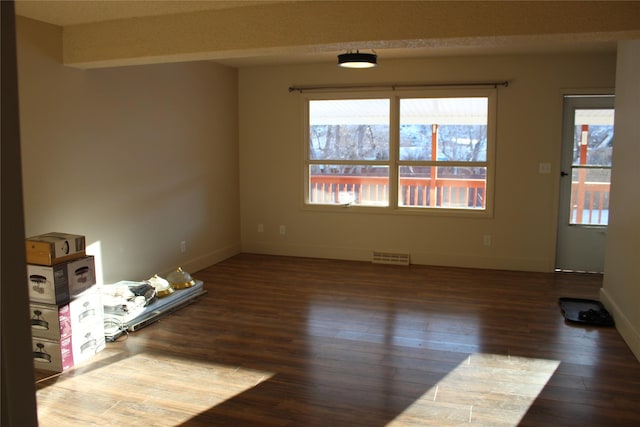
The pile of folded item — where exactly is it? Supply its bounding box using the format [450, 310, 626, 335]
[101, 268, 200, 340]
[101, 281, 158, 340]
[101, 281, 157, 316]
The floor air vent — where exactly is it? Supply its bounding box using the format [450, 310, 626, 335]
[372, 251, 410, 266]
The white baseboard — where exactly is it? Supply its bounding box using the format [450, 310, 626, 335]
[600, 287, 640, 362]
[242, 241, 551, 272]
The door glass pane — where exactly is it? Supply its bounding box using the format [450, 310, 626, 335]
[309, 164, 389, 206]
[572, 109, 614, 167]
[569, 109, 614, 225]
[570, 168, 610, 225]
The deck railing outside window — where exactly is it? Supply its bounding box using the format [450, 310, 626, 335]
[311, 175, 609, 220]
[571, 181, 610, 225]
[310, 176, 486, 209]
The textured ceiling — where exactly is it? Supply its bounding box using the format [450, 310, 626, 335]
[13, 1, 638, 68]
[14, 0, 289, 26]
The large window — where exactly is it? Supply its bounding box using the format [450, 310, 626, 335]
[305, 90, 495, 214]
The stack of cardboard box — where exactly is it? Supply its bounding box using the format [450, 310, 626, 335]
[26, 232, 105, 372]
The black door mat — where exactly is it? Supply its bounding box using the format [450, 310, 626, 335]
[559, 297, 615, 327]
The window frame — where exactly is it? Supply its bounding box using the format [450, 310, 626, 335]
[302, 88, 497, 218]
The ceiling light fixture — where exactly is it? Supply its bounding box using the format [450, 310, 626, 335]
[338, 50, 377, 69]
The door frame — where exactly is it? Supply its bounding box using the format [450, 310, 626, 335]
[555, 94, 614, 273]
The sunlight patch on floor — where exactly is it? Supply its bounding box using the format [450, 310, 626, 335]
[36, 351, 274, 427]
[387, 352, 560, 427]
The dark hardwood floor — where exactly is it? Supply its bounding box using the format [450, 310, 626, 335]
[34, 253, 640, 426]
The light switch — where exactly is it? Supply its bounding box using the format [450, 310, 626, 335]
[539, 162, 551, 174]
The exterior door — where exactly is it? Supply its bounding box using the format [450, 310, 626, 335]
[556, 95, 615, 273]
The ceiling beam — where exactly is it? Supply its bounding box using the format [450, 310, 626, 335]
[23, 1, 640, 68]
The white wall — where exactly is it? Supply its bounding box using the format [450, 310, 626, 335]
[601, 40, 640, 361]
[16, 17, 241, 283]
[239, 53, 616, 272]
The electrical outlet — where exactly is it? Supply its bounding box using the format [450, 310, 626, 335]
[258, 224, 264, 233]
[180, 241, 187, 253]
[483, 235, 491, 246]
[279, 225, 286, 235]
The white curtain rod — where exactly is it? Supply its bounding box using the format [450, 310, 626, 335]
[288, 81, 509, 93]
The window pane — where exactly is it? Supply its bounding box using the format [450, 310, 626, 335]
[438, 125, 487, 162]
[309, 164, 389, 206]
[399, 124, 435, 161]
[570, 167, 610, 225]
[398, 166, 486, 209]
[309, 99, 389, 161]
[400, 98, 488, 161]
[573, 109, 615, 167]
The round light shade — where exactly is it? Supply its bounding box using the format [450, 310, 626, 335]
[338, 52, 377, 68]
